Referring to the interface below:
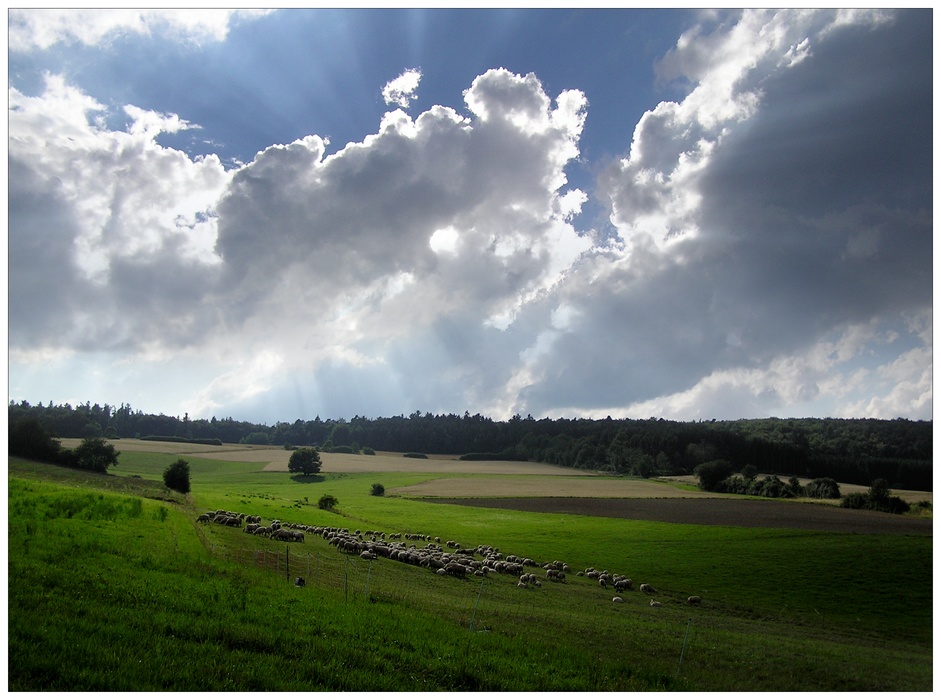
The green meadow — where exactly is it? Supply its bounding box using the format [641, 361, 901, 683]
[8, 448, 932, 691]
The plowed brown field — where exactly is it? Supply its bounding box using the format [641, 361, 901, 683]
[424, 496, 932, 535]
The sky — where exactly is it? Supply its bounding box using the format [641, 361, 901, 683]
[7, 8, 934, 425]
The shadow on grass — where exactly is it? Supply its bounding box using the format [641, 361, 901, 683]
[289, 474, 326, 484]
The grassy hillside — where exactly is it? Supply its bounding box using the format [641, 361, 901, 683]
[8, 452, 932, 691]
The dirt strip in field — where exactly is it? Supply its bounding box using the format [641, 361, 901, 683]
[422, 497, 933, 535]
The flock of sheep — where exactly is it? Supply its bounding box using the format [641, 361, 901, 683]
[196, 509, 703, 607]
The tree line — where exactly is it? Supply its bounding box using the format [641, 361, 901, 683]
[8, 400, 932, 490]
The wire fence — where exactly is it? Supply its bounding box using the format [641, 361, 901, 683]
[208, 540, 560, 636]
[199, 534, 705, 684]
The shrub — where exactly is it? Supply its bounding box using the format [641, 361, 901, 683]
[881, 496, 911, 515]
[841, 489, 911, 514]
[840, 492, 872, 510]
[363, 447, 376, 455]
[842, 479, 912, 514]
[370, 483, 385, 497]
[719, 475, 749, 494]
[804, 477, 841, 499]
[72, 437, 120, 474]
[403, 452, 428, 459]
[694, 459, 735, 491]
[163, 459, 191, 494]
[757, 475, 789, 499]
[318, 494, 338, 510]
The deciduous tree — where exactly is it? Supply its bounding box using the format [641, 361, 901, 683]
[288, 447, 322, 476]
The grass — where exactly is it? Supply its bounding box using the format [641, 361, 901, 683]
[8, 453, 933, 691]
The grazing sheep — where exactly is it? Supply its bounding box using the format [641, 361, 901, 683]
[444, 562, 468, 578]
[271, 528, 299, 542]
[687, 596, 702, 606]
[639, 583, 657, 595]
[614, 578, 633, 592]
[599, 578, 607, 589]
[650, 599, 662, 607]
[196, 514, 210, 524]
[294, 577, 306, 587]
[612, 596, 624, 604]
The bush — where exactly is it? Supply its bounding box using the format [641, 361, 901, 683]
[718, 475, 749, 494]
[757, 475, 789, 498]
[363, 447, 376, 455]
[694, 459, 735, 491]
[840, 488, 911, 515]
[163, 459, 191, 494]
[318, 494, 338, 510]
[403, 452, 428, 459]
[840, 492, 872, 510]
[804, 477, 841, 499]
[72, 437, 120, 474]
[370, 483, 385, 497]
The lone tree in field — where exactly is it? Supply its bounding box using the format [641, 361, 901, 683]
[288, 447, 322, 476]
[318, 494, 338, 511]
[163, 459, 191, 494]
[72, 436, 120, 474]
[370, 483, 385, 496]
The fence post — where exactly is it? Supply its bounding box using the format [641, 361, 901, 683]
[676, 617, 692, 677]
[469, 575, 486, 633]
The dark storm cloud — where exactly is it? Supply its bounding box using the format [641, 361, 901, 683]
[517, 9, 931, 417]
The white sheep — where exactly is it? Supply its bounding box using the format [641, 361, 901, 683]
[612, 596, 624, 603]
[650, 599, 662, 607]
[639, 583, 657, 595]
[687, 595, 702, 606]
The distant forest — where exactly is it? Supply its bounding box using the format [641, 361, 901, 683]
[8, 400, 932, 490]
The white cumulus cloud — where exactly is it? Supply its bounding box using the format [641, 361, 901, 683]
[8, 8, 273, 52]
[382, 68, 423, 108]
